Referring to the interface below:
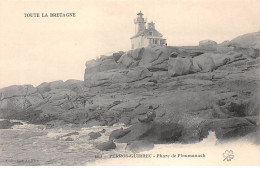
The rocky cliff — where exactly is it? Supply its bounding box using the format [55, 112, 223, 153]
[0, 32, 259, 145]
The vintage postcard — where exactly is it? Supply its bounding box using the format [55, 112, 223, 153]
[0, 0, 259, 166]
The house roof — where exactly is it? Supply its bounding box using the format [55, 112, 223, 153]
[130, 27, 163, 39]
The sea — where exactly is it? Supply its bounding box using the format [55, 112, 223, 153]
[0, 119, 259, 166]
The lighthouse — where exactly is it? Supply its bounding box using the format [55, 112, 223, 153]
[130, 11, 167, 49]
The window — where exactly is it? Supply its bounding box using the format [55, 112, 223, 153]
[160, 40, 164, 44]
[154, 39, 158, 44]
[149, 39, 152, 45]
[149, 31, 153, 36]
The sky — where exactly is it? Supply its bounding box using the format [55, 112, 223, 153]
[0, 0, 260, 88]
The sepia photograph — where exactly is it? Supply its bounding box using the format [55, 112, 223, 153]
[0, 0, 259, 166]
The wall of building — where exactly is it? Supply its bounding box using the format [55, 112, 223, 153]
[131, 36, 143, 49]
[131, 36, 166, 49]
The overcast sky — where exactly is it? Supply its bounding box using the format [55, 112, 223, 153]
[0, 0, 260, 88]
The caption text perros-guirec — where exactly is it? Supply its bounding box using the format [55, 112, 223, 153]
[95, 153, 206, 159]
[24, 13, 76, 17]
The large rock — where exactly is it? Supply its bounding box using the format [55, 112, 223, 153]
[139, 46, 171, 71]
[118, 46, 171, 71]
[199, 40, 218, 48]
[117, 49, 141, 68]
[88, 131, 101, 140]
[41, 89, 77, 112]
[85, 57, 120, 74]
[193, 54, 215, 72]
[114, 121, 183, 143]
[45, 120, 66, 128]
[168, 52, 195, 76]
[247, 48, 260, 58]
[37, 104, 63, 121]
[84, 67, 152, 87]
[108, 99, 141, 117]
[37, 80, 64, 94]
[150, 122, 183, 142]
[37, 80, 85, 94]
[115, 122, 154, 143]
[0, 85, 44, 116]
[0, 96, 32, 114]
[84, 69, 127, 87]
[218, 40, 232, 47]
[0, 120, 23, 129]
[0, 85, 37, 100]
[109, 128, 131, 141]
[231, 32, 260, 49]
[200, 117, 257, 139]
[59, 108, 88, 124]
[126, 140, 154, 153]
[112, 51, 124, 62]
[244, 94, 260, 116]
[126, 67, 153, 82]
[95, 141, 116, 151]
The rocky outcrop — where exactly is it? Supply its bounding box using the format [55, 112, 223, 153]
[0, 32, 259, 147]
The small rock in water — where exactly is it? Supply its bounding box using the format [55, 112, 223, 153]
[88, 132, 101, 140]
[100, 129, 106, 133]
[0, 120, 22, 129]
[95, 141, 116, 151]
[12, 121, 23, 125]
[65, 137, 74, 141]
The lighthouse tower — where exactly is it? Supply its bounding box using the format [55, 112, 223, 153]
[134, 11, 146, 34]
